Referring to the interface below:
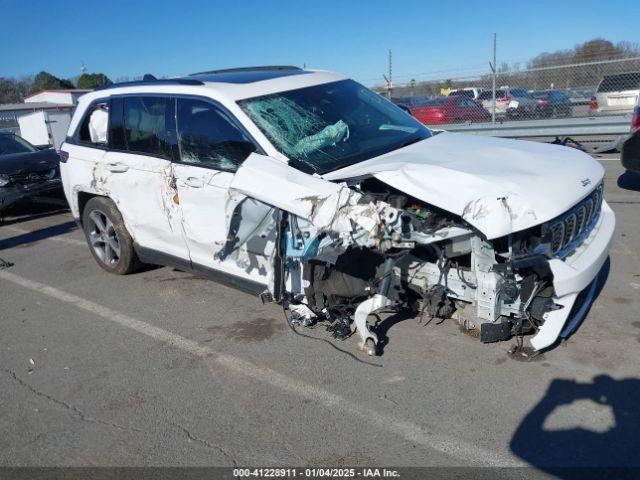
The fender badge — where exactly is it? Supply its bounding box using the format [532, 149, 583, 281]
[581, 178, 591, 187]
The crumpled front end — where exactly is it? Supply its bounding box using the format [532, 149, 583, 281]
[224, 153, 614, 355]
[0, 173, 62, 214]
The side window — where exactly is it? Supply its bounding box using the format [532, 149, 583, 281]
[122, 96, 175, 158]
[176, 98, 257, 171]
[77, 101, 109, 146]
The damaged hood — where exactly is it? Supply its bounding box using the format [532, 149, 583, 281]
[322, 132, 605, 239]
[0, 149, 59, 175]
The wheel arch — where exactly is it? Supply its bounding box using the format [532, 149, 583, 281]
[77, 192, 111, 227]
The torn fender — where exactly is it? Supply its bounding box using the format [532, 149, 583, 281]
[228, 153, 401, 242]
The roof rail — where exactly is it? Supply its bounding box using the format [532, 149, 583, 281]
[189, 65, 302, 76]
[95, 78, 204, 91]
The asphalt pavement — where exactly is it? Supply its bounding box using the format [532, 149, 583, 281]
[0, 157, 639, 473]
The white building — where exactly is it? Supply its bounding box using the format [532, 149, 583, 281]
[23, 89, 91, 106]
[0, 89, 89, 147]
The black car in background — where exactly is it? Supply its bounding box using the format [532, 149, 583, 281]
[0, 132, 62, 213]
[389, 98, 413, 115]
[531, 90, 572, 118]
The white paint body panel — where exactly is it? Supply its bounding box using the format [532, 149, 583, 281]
[529, 202, 614, 350]
[323, 132, 605, 239]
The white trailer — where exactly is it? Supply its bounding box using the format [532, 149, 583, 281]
[18, 110, 72, 150]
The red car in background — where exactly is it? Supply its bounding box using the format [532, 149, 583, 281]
[412, 95, 490, 125]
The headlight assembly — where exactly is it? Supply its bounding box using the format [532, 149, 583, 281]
[0, 174, 10, 187]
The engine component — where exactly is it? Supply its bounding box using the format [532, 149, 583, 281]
[480, 320, 512, 343]
[326, 316, 352, 340]
[423, 284, 456, 319]
[500, 280, 520, 304]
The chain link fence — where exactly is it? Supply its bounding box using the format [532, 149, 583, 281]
[378, 56, 640, 125]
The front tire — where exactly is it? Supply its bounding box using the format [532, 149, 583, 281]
[82, 196, 141, 275]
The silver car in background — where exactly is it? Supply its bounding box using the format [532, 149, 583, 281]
[590, 72, 640, 116]
[478, 87, 538, 118]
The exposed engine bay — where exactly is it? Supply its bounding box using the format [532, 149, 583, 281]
[280, 177, 558, 356]
[224, 153, 607, 356]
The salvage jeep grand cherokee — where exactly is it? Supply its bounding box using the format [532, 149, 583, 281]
[60, 66, 614, 356]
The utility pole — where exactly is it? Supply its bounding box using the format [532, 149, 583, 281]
[491, 33, 497, 123]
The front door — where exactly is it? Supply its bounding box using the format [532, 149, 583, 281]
[172, 97, 275, 285]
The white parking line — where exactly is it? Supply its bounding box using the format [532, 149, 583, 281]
[4, 226, 86, 247]
[0, 268, 521, 467]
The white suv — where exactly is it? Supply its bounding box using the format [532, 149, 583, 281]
[61, 66, 614, 355]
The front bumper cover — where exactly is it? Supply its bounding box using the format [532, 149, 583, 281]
[0, 179, 62, 212]
[530, 201, 615, 350]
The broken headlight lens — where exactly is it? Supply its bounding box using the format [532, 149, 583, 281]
[0, 174, 10, 187]
[46, 168, 57, 179]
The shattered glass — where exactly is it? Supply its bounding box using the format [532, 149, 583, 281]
[242, 96, 337, 158]
[239, 79, 431, 174]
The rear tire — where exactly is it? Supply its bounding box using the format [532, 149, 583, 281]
[81, 196, 141, 275]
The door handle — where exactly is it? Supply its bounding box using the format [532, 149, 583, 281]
[183, 176, 203, 188]
[105, 162, 129, 173]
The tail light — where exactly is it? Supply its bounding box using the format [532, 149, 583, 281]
[537, 99, 550, 106]
[497, 95, 510, 103]
[58, 150, 69, 163]
[589, 96, 598, 111]
[631, 106, 640, 135]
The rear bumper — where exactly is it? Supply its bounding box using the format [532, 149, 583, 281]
[530, 201, 615, 350]
[590, 107, 635, 116]
[0, 179, 62, 212]
[621, 134, 640, 173]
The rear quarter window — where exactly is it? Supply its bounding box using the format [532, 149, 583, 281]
[597, 73, 640, 93]
[75, 101, 109, 146]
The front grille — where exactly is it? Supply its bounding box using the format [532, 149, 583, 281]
[545, 183, 604, 258]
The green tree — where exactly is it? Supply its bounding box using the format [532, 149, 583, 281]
[572, 38, 621, 62]
[76, 73, 113, 89]
[30, 71, 74, 93]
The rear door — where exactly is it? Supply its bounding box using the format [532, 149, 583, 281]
[102, 95, 188, 259]
[172, 97, 275, 285]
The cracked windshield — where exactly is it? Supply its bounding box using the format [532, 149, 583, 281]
[239, 79, 432, 174]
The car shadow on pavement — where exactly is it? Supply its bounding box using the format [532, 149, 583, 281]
[617, 171, 640, 192]
[0, 220, 78, 251]
[0, 198, 69, 227]
[373, 309, 416, 356]
[510, 375, 640, 479]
